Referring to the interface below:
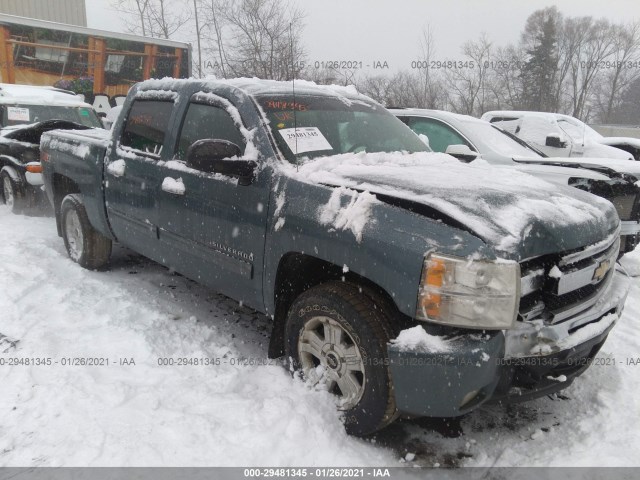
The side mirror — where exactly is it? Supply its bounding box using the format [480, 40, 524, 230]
[186, 139, 256, 185]
[445, 144, 479, 162]
[545, 133, 567, 148]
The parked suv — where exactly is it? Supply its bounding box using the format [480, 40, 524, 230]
[0, 83, 103, 213]
[392, 109, 640, 255]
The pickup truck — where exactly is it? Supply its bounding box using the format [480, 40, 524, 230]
[41, 78, 631, 436]
[481, 110, 640, 160]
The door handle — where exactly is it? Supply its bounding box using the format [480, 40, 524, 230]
[107, 159, 126, 177]
[162, 177, 185, 195]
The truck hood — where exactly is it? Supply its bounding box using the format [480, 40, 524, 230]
[289, 152, 619, 260]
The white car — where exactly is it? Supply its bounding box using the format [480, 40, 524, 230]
[481, 110, 640, 161]
[391, 108, 640, 255]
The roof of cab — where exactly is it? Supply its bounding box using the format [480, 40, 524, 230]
[136, 77, 372, 102]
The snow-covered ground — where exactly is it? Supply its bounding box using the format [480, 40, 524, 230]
[1, 206, 639, 467]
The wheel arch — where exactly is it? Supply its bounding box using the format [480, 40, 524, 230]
[268, 252, 409, 358]
[51, 174, 82, 236]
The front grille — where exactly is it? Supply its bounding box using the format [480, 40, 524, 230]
[519, 235, 619, 324]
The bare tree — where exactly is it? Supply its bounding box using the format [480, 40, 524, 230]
[113, 0, 190, 39]
[112, 0, 151, 36]
[200, 0, 306, 80]
[443, 33, 493, 115]
[593, 21, 640, 122]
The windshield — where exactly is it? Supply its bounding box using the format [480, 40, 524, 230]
[1, 104, 103, 128]
[463, 120, 543, 158]
[556, 117, 604, 144]
[257, 95, 430, 162]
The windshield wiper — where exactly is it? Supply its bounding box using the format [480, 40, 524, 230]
[492, 125, 548, 158]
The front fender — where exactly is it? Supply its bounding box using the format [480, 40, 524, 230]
[262, 176, 491, 319]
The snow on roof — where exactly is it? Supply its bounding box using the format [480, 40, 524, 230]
[0, 83, 92, 107]
[137, 77, 373, 103]
[390, 108, 488, 127]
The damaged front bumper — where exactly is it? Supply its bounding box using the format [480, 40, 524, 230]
[388, 266, 631, 417]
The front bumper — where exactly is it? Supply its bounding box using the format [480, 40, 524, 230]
[388, 266, 631, 417]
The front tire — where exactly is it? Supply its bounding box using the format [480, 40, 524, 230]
[60, 194, 112, 269]
[0, 170, 26, 214]
[285, 281, 398, 436]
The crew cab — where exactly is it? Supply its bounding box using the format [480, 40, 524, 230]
[392, 109, 640, 255]
[481, 110, 640, 160]
[0, 83, 103, 213]
[41, 79, 630, 435]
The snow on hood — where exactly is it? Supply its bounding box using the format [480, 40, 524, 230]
[283, 152, 618, 257]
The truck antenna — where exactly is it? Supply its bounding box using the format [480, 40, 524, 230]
[290, 22, 298, 169]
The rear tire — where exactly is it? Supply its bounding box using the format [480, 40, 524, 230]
[0, 170, 26, 214]
[285, 281, 398, 436]
[60, 194, 112, 269]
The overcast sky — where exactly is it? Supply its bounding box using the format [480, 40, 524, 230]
[87, 0, 640, 75]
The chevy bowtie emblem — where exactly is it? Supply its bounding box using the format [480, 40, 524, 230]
[593, 259, 611, 282]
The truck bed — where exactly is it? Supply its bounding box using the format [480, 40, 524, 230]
[41, 128, 113, 239]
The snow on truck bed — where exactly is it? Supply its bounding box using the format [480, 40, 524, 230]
[1, 207, 639, 468]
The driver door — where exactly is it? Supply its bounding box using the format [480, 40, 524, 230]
[156, 97, 270, 310]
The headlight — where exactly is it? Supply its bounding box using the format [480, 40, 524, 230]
[416, 253, 520, 329]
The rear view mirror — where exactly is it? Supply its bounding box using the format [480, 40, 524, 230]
[545, 133, 567, 148]
[186, 139, 256, 185]
[445, 144, 479, 162]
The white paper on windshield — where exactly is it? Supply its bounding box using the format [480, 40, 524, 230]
[278, 127, 332, 154]
[7, 107, 29, 121]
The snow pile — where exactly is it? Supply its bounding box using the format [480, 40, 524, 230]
[106, 159, 126, 177]
[620, 247, 640, 277]
[161, 176, 185, 195]
[390, 326, 453, 353]
[318, 186, 377, 242]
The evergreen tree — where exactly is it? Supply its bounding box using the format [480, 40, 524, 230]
[520, 8, 560, 111]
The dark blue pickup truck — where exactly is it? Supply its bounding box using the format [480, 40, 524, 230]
[41, 78, 630, 435]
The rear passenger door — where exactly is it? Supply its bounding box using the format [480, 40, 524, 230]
[105, 99, 174, 257]
[156, 95, 270, 310]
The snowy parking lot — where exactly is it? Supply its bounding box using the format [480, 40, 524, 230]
[1, 205, 639, 467]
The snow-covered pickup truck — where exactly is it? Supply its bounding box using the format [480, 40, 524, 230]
[392, 109, 640, 255]
[0, 84, 103, 213]
[41, 78, 631, 436]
